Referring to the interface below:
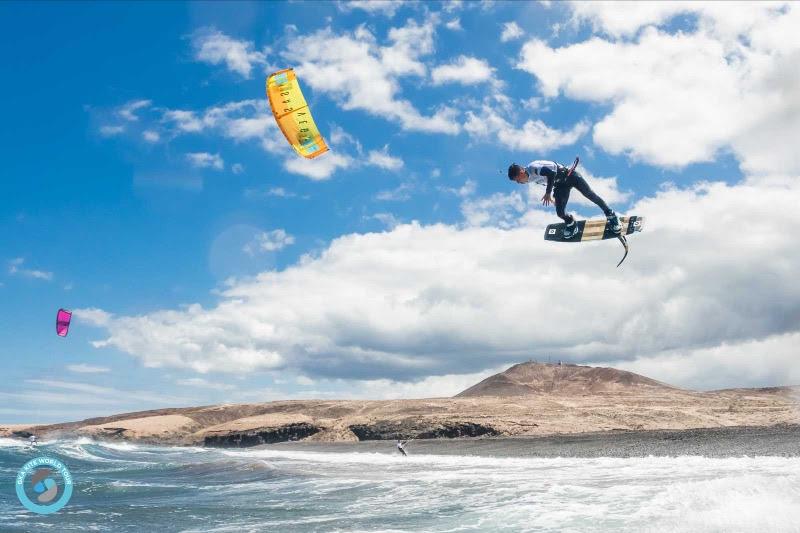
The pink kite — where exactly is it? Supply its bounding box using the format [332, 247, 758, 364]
[56, 309, 72, 337]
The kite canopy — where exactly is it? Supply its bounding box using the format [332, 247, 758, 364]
[56, 308, 72, 337]
[266, 68, 329, 159]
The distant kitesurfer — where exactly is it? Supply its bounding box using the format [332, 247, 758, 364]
[507, 158, 621, 239]
[28, 435, 38, 447]
[396, 440, 408, 456]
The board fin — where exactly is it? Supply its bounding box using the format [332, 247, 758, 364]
[616, 234, 629, 267]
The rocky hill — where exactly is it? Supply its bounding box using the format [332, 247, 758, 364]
[456, 362, 675, 397]
[1, 362, 797, 447]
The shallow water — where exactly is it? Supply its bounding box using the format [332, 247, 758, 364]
[1, 437, 799, 532]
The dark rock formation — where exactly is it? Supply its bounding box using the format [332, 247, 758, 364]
[204, 423, 320, 448]
[349, 421, 497, 440]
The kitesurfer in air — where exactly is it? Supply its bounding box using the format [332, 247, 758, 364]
[396, 439, 408, 456]
[507, 159, 621, 239]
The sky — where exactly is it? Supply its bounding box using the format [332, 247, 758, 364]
[1, 1, 799, 423]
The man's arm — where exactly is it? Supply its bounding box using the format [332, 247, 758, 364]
[541, 167, 556, 196]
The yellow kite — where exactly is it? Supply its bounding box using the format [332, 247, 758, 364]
[266, 68, 329, 159]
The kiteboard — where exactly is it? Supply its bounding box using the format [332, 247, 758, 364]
[544, 216, 644, 267]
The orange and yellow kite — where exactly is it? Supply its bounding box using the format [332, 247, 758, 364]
[266, 68, 329, 159]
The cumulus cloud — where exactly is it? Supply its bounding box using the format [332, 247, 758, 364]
[243, 229, 295, 255]
[460, 190, 526, 228]
[186, 152, 224, 170]
[518, 3, 800, 174]
[118, 99, 152, 122]
[445, 18, 463, 31]
[465, 102, 589, 151]
[565, 168, 633, 208]
[366, 212, 402, 230]
[192, 28, 267, 78]
[500, 21, 524, 42]
[338, 0, 404, 16]
[367, 145, 404, 170]
[86, 175, 800, 389]
[609, 332, 800, 392]
[431, 55, 494, 85]
[142, 130, 160, 143]
[283, 150, 354, 180]
[282, 22, 460, 134]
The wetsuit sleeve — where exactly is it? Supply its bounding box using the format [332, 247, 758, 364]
[541, 167, 556, 196]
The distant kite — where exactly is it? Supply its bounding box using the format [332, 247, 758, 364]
[56, 309, 72, 337]
[266, 68, 329, 159]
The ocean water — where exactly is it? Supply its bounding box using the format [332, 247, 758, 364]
[1, 437, 799, 532]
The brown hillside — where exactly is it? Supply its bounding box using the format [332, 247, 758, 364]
[455, 361, 676, 397]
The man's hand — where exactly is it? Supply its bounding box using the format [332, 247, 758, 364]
[541, 193, 553, 206]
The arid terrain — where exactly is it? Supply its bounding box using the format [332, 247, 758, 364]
[2, 362, 798, 447]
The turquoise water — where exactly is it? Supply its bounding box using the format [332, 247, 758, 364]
[2, 437, 800, 532]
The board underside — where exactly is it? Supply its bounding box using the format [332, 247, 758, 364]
[544, 216, 644, 243]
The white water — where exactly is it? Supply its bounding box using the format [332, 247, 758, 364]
[1, 439, 799, 532]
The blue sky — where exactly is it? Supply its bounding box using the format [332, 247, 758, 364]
[2, 1, 799, 423]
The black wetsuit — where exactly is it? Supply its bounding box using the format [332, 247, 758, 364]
[540, 164, 614, 224]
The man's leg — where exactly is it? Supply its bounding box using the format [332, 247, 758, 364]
[554, 185, 580, 238]
[573, 173, 613, 217]
[553, 185, 573, 223]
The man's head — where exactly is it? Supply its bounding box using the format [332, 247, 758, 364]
[507, 163, 529, 184]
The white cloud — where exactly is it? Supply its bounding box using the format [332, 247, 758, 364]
[443, 0, 463, 12]
[67, 364, 110, 374]
[609, 332, 800, 392]
[74, 308, 113, 327]
[445, 18, 463, 31]
[159, 100, 378, 181]
[186, 152, 224, 170]
[567, 168, 633, 208]
[142, 130, 160, 143]
[366, 212, 402, 229]
[99, 125, 125, 137]
[7, 257, 53, 281]
[283, 23, 460, 134]
[118, 99, 151, 122]
[249, 187, 297, 199]
[439, 178, 477, 199]
[338, 0, 404, 16]
[376, 182, 414, 201]
[367, 145, 404, 170]
[231, 163, 244, 174]
[192, 28, 267, 78]
[163, 110, 204, 133]
[465, 102, 589, 151]
[518, 3, 800, 174]
[87, 176, 800, 390]
[283, 150, 354, 180]
[431, 55, 494, 85]
[460, 190, 526, 228]
[176, 377, 235, 391]
[243, 229, 295, 255]
[500, 21, 524, 42]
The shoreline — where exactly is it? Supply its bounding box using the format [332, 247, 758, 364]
[264, 423, 800, 458]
